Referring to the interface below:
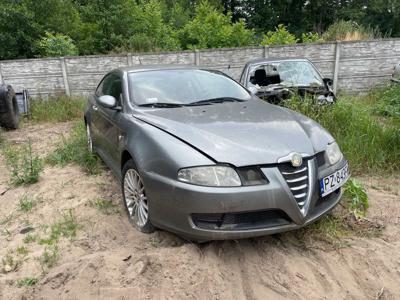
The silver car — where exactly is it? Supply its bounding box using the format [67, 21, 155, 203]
[84, 66, 349, 241]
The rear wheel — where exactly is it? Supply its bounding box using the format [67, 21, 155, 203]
[122, 159, 155, 233]
[0, 85, 19, 130]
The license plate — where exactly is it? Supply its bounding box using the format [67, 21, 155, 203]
[319, 163, 349, 197]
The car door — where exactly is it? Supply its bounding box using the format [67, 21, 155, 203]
[93, 73, 123, 173]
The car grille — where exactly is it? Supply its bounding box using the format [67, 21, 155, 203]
[278, 159, 312, 211]
[192, 210, 291, 231]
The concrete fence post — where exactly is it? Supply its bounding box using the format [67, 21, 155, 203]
[194, 49, 200, 65]
[60, 57, 71, 96]
[263, 45, 269, 58]
[0, 64, 4, 85]
[333, 41, 341, 94]
[127, 53, 133, 66]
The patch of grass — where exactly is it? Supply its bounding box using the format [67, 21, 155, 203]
[0, 212, 14, 226]
[39, 245, 59, 271]
[283, 96, 400, 175]
[39, 210, 80, 245]
[1, 253, 21, 273]
[23, 233, 38, 244]
[344, 179, 369, 219]
[25, 95, 86, 123]
[368, 84, 400, 119]
[47, 122, 100, 175]
[16, 246, 29, 256]
[2, 140, 43, 186]
[89, 198, 119, 215]
[17, 277, 38, 287]
[18, 194, 36, 212]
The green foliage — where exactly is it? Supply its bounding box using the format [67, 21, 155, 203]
[2, 140, 43, 186]
[283, 95, 400, 175]
[370, 84, 400, 119]
[17, 277, 38, 287]
[302, 32, 323, 43]
[18, 194, 36, 213]
[39, 245, 59, 271]
[35, 32, 78, 57]
[260, 24, 298, 46]
[39, 210, 79, 245]
[89, 199, 119, 215]
[47, 122, 100, 175]
[181, 1, 254, 49]
[344, 179, 369, 219]
[16, 246, 29, 256]
[322, 20, 379, 41]
[23, 233, 38, 244]
[26, 96, 86, 123]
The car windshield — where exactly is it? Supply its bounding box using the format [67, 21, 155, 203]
[128, 69, 251, 106]
[248, 61, 323, 88]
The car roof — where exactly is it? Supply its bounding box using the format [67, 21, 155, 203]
[118, 64, 200, 74]
[244, 57, 311, 65]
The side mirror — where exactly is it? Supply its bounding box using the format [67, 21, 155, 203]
[97, 95, 117, 109]
[323, 78, 333, 86]
[248, 86, 258, 95]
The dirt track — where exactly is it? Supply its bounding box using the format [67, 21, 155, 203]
[0, 123, 399, 300]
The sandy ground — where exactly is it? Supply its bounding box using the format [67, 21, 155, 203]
[0, 122, 399, 300]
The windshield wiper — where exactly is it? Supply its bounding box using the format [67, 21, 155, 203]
[138, 102, 184, 108]
[187, 97, 246, 106]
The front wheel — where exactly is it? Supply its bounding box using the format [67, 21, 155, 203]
[122, 159, 155, 233]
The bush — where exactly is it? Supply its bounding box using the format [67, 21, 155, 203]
[260, 24, 297, 46]
[283, 96, 400, 175]
[2, 140, 43, 186]
[322, 20, 380, 41]
[181, 1, 254, 49]
[47, 122, 100, 175]
[35, 32, 78, 57]
[27, 96, 86, 123]
[302, 32, 323, 43]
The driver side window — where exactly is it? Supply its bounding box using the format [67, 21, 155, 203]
[96, 73, 122, 106]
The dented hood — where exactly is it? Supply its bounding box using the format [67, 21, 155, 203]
[133, 99, 333, 167]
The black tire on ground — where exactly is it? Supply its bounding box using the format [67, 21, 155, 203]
[0, 84, 19, 130]
[121, 159, 155, 234]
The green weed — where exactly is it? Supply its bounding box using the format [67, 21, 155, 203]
[89, 198, 119, 215]
[344, 179, 369, 219]
[18, 194, 36, 212]
[2, 140, 43, 186]
[23, 233, 38, 244]
[39, 245, 59, 271]
[17, 277, 38, 287]
[47, 122, 100, 175]
[16, 246, 29, 256]
[25, 96, 86, 123]
[39, 210, 80, 245]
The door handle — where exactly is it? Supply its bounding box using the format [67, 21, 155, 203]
[92, 105, 98, 111]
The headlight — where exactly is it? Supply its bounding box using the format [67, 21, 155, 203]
[326, 142, 343, 165]
[177, 165, 241, 187]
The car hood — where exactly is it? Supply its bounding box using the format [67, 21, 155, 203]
[133, 99, 333, 166]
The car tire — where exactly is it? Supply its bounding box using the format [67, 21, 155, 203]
[0, 85, 19, 130]
[122, 159, 155, 233]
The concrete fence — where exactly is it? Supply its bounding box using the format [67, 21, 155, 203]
[0, 38, 399, 97]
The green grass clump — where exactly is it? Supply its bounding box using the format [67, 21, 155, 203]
[39, 210, 80, 245]
[344, 179, 369, 219]
[26, 95, 86, 123]
[18, 194, 36, 212]
[2, 140, 43, 186]
[39, 245, 59, 271]
[89, 198, 119, 215]
[17, 277, 38, 287]
[368, 84, 400, 119]
[283, 96, 400, 175]
[47, 122, 100, 175]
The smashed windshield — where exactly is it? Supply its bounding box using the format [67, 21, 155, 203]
[248, 60, 323, 88]
[128, 69, 251, 106]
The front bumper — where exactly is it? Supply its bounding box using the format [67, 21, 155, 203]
[143, 157, 348, 241]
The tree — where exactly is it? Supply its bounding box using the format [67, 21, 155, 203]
[260, 24, 297, 46]
[180, 1, 254, 49]
[35, 32, 78, 57]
